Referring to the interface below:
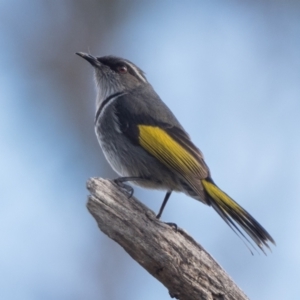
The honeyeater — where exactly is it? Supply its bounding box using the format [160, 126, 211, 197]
[77, 52, 275, 253]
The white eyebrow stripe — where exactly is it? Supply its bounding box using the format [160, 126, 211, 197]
[125, 62, 147, 83]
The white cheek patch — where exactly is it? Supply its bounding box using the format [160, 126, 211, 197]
[96, 82, 113, 107]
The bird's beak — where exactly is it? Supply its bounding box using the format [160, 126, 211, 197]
[76, 52, 99, 67]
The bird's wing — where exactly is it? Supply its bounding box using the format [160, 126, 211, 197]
[114, 96, 209, 193]
[138, 124, 208, 179]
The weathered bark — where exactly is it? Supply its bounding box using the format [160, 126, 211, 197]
[86, 177, 248, 300]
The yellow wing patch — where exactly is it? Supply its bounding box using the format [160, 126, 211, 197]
[138, 125, 203, 178]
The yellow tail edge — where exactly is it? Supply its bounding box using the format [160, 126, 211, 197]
[201, 178, 275, 254]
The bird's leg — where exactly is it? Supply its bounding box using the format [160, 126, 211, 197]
[156, 190, 172, 219]
[156, 191, 178, 230]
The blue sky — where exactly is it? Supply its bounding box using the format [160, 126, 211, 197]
[1, 1, 300, 299]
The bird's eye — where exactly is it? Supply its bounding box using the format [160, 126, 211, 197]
[117, 65, 128, 74]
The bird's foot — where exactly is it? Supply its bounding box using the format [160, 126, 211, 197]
[114, 178, 134, 198]
[165, 222, 178, 232]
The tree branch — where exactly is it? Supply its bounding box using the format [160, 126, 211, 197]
[86, 178, 248, 300]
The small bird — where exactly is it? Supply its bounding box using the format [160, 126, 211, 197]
[77, 52, 275, 253]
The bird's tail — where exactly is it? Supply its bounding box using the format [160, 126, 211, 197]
[201, 178, 275, 254]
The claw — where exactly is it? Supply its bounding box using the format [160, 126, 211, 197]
[114, 179, 134, 198]
[165, 222, 178, 232]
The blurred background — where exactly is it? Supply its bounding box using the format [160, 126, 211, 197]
[1, 1, 300, 299]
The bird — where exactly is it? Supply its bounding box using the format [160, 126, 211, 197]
[76, 52, 275, 254]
